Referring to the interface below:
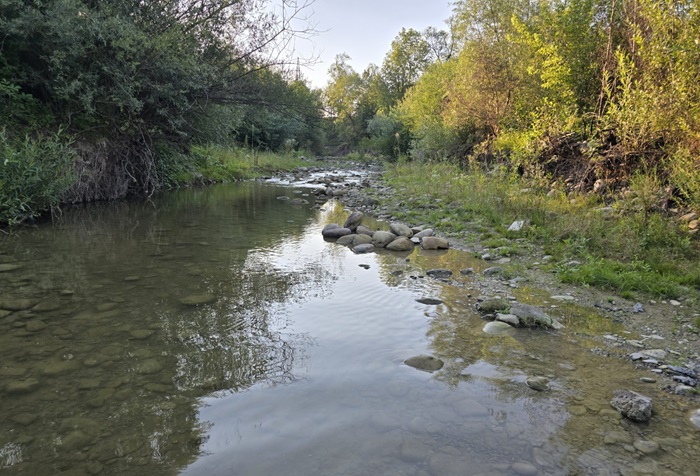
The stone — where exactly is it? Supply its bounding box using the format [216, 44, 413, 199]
[426, 269, 452, 279]
[353, 244, 375, 254]
[453, 399, 489, 417]
[61, 430, 93, 451]
[414, 229, 434, 239]
[322, 226, 352, 239]
[0, 298, 37, 311]
[129, 329, 153, 340]
[483, 266, 504, 277]
[180, 294, 216, 306]
[508, 220, 526, 232]
[11, 413, 38, 426]
[25, 320, 47, 332]
[629, 349, 667, 361]
[604, 431, 633, 445]
[611, 390, 653, 422]
[343, 211, 364, 231]
[404, 355, 444, 372]
[416, 298, 443, 305]
[510, 303, 564, 329]
[386, 236, 414, 251]
[372, 231, 397, 248]
[137, 359, 163, 375]
[32, 300, 62, 312]
[353, 234, 373, 246]
[460, 268, 474, 275]
[669, 299, 681, 306]
[4, 378, 40, 394]
[496, 313, 519, 326]
[633, 440, 660, 455]
[478, 299, 510, 314]
[420, 236, 449, 250]
[336, 234, 357, 246]
[355, 225, 373, 236]
[483, 321, 516, 335]
[526, 376, 550, 391]
[551, 295, 575, 302]
[632, 302, 645, 313]
[0, 263, 22, 272]
[510, 462, 538, 476]
[690, 409, 700, 429]
[389, 222, 413, 238]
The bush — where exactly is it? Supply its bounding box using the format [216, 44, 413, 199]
[0, 130, 75, 225]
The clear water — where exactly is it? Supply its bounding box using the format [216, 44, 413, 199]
[0, 181, 698, 476]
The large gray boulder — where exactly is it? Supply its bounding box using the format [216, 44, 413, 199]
[353, 234, 373, 246]
[611, 390, 653, 422]
[414, 228, 434, 239]
[420, 237, 449, 250]
[356, 225, 373, 236]
[390, 222, 414, 238]
[386, 236, 414, 251]
[336, 234, 357, 246]
[344, 211, 364, 231]
[372, 231, 397, 248]
[322, 226, 352, 239]
[510, 303, 564, 329]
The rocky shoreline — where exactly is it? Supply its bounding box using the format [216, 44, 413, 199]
[271, 158, 700, 419]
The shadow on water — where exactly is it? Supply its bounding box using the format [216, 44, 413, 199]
[1, 183, 698, 475]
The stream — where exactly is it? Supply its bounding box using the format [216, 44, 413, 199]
[0, 179, 698, 476]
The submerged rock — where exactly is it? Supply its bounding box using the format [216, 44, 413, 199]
[336, 234, 357, 246]
[0, 264, 21, 272]
[179, 294, 216, 306]
[416, 298, 443, 305]
[526, 376, 550, 391]
[404, 355, 444, 372]
[426, 269, 452, 279]
[690, 409, 700, 429]
[611, 390, 653, 422]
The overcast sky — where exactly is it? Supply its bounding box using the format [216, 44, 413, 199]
[285, 0, 454, 89]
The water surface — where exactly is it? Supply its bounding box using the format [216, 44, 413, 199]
[0, 181, 698, 475]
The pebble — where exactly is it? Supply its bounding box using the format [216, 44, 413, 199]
[689, 409, 700, 429]
[4, 378, 40, 394]
[670, 300, 681, 306]
[633, 440, 660, 455]
[526, 376, 550, 391]
[551, 295, 575, 302]
[510, 462, 538, 475]
[640, 377, 656, 383]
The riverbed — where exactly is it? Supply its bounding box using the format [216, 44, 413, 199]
[1, 179, 698, 475]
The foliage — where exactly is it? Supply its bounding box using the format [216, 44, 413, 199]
[0, 130, 75, 224]
[0, 0, 324, 222]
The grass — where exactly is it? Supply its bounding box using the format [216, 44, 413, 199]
[383, 160, 700, 300]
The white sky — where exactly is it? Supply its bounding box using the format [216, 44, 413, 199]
[285, 0, 454, 89]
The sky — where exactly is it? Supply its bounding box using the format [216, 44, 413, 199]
[285, 0, 454, 89]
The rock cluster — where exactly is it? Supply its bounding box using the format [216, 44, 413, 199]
[321, 211, 449, 254]
[476, 298, 565, 330]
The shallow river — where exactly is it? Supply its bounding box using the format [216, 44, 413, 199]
[0, 180, 698, 476]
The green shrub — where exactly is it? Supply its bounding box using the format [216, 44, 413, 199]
[0, 130, 75, 225]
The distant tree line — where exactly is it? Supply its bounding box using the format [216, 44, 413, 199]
[323, 0, 700, 208]
[0, 0, 324, 224]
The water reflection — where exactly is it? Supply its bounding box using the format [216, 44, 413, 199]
[0, 183, 325, 475]
[1, 183, 698, 476]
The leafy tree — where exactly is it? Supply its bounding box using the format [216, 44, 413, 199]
[381, 28, 432, 104]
